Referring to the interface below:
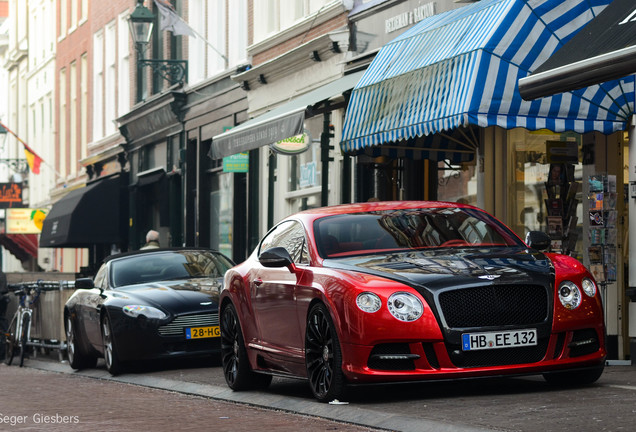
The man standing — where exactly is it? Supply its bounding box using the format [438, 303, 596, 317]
[141, 230, 161, 249]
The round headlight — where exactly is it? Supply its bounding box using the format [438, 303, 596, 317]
[122, 305, 167, 319]
[356, 292, 382, 313]
[582, 278, 597, 297]
[558, 281, 581, 310]
[387, 292, 423, 322]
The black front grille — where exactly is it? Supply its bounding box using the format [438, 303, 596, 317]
[158, 313, 219, 337]
[447, 337, 550, 368]
[438, 284, 548, 328]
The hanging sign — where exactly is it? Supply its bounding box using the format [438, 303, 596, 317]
[6, 208, 48, 234]
[270, 131, 311, 155]
[0, 183, 25, 208]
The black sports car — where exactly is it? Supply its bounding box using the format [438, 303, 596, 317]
[64, 248, 234, 375]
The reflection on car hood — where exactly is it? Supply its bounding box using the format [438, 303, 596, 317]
[117, 277, 221, 313]
[325, 247, 553, 291]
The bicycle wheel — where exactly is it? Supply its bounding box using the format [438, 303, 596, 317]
[4, 315, 17, 365]
[19, 314, 30, 367]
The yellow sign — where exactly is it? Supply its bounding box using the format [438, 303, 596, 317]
[6, 208, 48, 234]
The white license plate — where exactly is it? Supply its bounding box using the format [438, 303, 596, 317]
[462, 329, 537, 351]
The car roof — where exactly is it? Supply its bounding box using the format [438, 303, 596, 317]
[290, 200, 480, 223]
[102, 247, 223, 264]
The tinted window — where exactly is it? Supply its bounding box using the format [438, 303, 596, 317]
[314, 207, 523, 258]
[259, 221, 309, 264]
[109, 250, 234, 288]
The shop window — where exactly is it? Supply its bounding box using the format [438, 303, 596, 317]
[437, 160, 478, 205]
[510, 129, 584, 260]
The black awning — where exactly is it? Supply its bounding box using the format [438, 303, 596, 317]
[135, 168, 166, 188]
[40, 176, 123, 248]
[520, 0, 636, 100]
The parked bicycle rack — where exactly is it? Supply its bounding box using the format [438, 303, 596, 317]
[23, 280, 75, 361]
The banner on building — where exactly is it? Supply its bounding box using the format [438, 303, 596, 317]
[0, 183, 25, 208]
[6, 208, 48, 234]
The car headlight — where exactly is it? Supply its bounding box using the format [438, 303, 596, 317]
[356, 292, 381, 313]
[387, 292, 423, 322]
[122, 305, 167, 319]
[582, 278, 597, 297]
[558, 281, 581, 310]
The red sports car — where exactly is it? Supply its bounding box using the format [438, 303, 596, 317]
[220, 201, 606, 402]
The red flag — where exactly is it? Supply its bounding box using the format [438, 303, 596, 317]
[23, 144, 43, 174]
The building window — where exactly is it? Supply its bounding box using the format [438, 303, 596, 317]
[118, 12, 131, 117]
[60, 0, 67, 38]
[207, 0, 226, 75]
[93, 31, 104, 140]
[70, 60, 78, 175]
[105, 21, 117, 136]
[80, 53, 88, 160]
[254, 0, 329, 43]
[228, 0, 247, 67]
[70, 0, 78, 30]
[59, 68, 67, 177]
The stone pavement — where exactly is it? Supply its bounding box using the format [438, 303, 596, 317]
[0, 364, 383, 432]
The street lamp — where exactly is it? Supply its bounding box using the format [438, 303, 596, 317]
[128, 0, 188, 101]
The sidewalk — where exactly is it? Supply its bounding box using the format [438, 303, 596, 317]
[0, 363, 382, 432]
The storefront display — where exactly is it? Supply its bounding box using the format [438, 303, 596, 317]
[587, 174, 618, 283]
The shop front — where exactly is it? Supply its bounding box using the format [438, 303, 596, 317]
[342, 0, 634, 358]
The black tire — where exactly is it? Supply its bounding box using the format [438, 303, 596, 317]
[4, 316, 17, 366]
[542, 364, 605, 386]
[19, 315, 29, 367]
[220, 303, 272, 390]
[102, 314, 124, 376]
[305, 303, 346, 402]
[66, 314, 97, 370]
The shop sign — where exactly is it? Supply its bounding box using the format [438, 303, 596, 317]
[270, 132, 311, 155]
[0, 183, 24, 208]
[300, 162, 317, 188]
[546, 141, 579, 164]
[385, 2, 435, 34]
[6, 208, 48, 234]
[223, 153, 249, 173]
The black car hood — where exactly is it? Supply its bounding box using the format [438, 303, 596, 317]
[115, 278, 221, 315]
[323, 247, 554, 292]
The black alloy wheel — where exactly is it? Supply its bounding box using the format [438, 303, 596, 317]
[220, 303, 271, 390]
[305, 303, 345, 402]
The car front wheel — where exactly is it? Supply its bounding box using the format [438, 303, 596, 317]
[305, 303, 346, 402]
[220, 303, 271, 390]
[101, 315, 123, 376]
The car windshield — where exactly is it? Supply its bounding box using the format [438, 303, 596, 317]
[109, 250, 234, 288]
[314, 207, 524, 258]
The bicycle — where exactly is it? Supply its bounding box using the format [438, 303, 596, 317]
[3, 282, 43, 367]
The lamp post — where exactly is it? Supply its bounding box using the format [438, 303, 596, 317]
[128, 0, 188, 102]
[0, 123, 29, 180]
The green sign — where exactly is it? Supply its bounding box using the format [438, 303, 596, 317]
[223, 153, 249, 173]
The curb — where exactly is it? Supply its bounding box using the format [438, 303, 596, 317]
[25, 358, 495, 432]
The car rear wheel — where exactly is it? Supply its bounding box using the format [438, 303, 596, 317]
[66, 314, 97, 370]
[542, 364, 605, 386]
[305, 303, 346, 402]
[220, 303, 271, 390]
[102, 315, 124, 376]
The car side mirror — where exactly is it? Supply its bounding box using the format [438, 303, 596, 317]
[74, 278, 95, 290]
[259, 247, 295, 271]
[525, 231, 551, 251]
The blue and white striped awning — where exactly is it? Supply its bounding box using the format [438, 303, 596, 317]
[341, 0, 635, 158]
